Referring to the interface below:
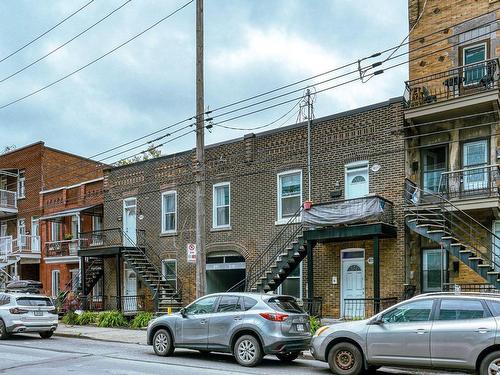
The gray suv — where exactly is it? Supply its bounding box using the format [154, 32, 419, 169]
[311, 293, 500, 375]
[147, 292, 311, 367]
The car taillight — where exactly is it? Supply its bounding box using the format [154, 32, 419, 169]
[259, 312, 289, 322]
[48, 308, 57, 314]
[9, 307, 28, 314]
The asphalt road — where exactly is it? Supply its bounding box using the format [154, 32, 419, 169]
[0, 334, 465, 375]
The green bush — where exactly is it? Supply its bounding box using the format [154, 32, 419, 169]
[309, 315, 321, 335]
[62, 311, 79, 325]
[130, 312, 153, 329]
[77, 311, 98, 325]
[97, 311, 127, 328]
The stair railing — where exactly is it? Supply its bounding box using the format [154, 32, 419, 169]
[228, 206, 304, 292]
[405, 179, 500, 271]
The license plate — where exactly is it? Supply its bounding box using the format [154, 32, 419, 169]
[34, 311, 43, 316]
[296, 324, 305, 332]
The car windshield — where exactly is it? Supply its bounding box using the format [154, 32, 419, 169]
[16, 297, 53, 307]
[266, 296, 304, 313]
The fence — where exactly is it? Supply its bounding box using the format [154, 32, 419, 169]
[343, 297, 398, 320]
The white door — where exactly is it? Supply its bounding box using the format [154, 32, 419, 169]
[341, 250, 365, 319]
[123, 268, 138, 312]
[463, 140, 488, 191]
[345, 162, 369, 199]
[31, 217, 40, 252]
[123, 198, 137, 246]
[17, 219, 26, 249]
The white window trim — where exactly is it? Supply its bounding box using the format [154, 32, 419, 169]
[51, 270, 60, 298]
[17, 170, 25, 199]
[161, 191, 177, 234]
[212, 182, 231, 229]
[462, 42, 488, 87]
[162, 259, 178, 289]
[276, 170, 303, 225]
[278, 262, 303, 299]
[345, 161, 369, 200]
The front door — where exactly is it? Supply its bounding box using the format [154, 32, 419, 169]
[366, 299, 435, 367]
[463, 140, 488, 192]
[123, 268, 137, 313]
[123, 198, 137, 246]
[341, 250, 365, 319]
[31, 217, 40, 252]
[179, 295, 218, 349]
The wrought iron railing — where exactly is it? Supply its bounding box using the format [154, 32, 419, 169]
[45, 239, 80, 257]
[404, 58, 500, 108]
[0, 189, 16, 211]
[302, 297, 323, 319]
[442, 283, 500, 294]
[436, 165, 500, 199]
[343, 297, 399, 320]
[79, 228, 146, 249]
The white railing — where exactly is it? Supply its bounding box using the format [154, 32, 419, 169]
[12, 235, 41, 254]
[0, 236, 13, 261]
[0, 189, 17, 211]
[45, 239, 81, 257]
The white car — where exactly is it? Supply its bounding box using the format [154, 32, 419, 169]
[0, 292, 58, 339]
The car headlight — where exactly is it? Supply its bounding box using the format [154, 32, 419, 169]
[313, 326, 330, 337]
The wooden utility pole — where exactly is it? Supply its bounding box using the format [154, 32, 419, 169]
[195, 0, 206, 298]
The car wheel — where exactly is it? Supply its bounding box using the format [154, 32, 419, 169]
[39, 331, 53, 339]
[276, 352, 300, 362]
[153, 329, 174, 357]
[0, 320, 9, 340]
[234, 335, 263, 367]
[480, 350, 500, 375]
[328, 342, 364, 375]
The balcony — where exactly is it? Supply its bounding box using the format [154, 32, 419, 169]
[437, 165, 499, 209]
[0, 189, 17, 217]
[79, 229, 145, 256]
[45, 239, 80, 258]
[404, 58, 500, 123]
[0, 235, 40, 260]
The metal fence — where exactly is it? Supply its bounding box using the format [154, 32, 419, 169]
[302, 297, 323, 319]
[442, 283, 500, 294]
[343, 297, 398, 320]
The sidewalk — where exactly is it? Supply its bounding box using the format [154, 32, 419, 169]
[55, 324, 147, 345]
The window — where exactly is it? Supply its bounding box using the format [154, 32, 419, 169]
[0, 294, 10, 306]
[92, 215, 103, 231]
[17, 218, 26, 247]
[71, 215, 79, 238]
[16, 297, 53, 307]
[345, 161, 369, 199]
[438, 299, 486, 320]
[493, 221, 500, 271]
[279, 263, 302, 299]
[70, 269, 80, 292]
[217, 295, 241, 313]
[241, 296, 258, 311]
[185, 296, 218, 315]
[161, 191, 177, 234]
[462, 139, 488, 191]
[382, 299, 434, 323]
[213, 183, 230, 228]
[277, 170, 302, 222]
[488, 301, 500, 316]
[266, 296, 304, 313]
[422, 249, 448, 292]
[463, 43, 487, 86]
[422, 146, 447, 193]
[162, 259, 177, 289]
[51, 221, 61, 242]
[17, 170, 25, 199]
[51, 270, 60, 298]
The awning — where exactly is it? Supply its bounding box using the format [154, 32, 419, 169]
[39, 205, 97, 221]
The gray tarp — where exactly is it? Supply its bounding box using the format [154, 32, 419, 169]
[302, 196, 385, 226]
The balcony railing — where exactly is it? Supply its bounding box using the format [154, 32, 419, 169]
[302, 195, 394, 227]
[0, 236, 12, 261]
[13, 235, 40, 254]
[77, 295, 147, 314]
[0, 189, 17, 211]
[442, 283, 500, 294]
[404, 58, 500, 109]
[343, 297, 399, 320]
[437, 165, 499, 200]
[45, 239, 80, 257]
[80, 228, 146, 250]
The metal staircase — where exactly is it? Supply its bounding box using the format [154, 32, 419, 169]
[122, 231, 182, 312]
[229, 207, 311, 293]
[83, 257, 104, 293]
[404, 179, 500, 288]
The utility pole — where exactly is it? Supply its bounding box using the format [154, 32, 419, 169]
[195, 0, 206, 298]
[306, 89, 313, 201]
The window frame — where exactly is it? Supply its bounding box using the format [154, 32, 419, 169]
[421, 248, 448, 293]
[51, 221, 61, 242]
[161, 191, 177, 234]
[51, 269, 60, 298]
[161, 259, 177, 290]
[212, 182, 231, 229]
[278, 262, 303, 299]
[436, 298, 490, 321]
[344, 161, 369, 199]
[185, 295, 219, 315]
[17, 170, 25, 199]
[277, 169, 303, 224]
[462, 41, 488, 87]
[380, 298, 436, 324]
[421, 145, 448, 193]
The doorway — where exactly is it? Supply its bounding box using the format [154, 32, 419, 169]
[341, 249, 365, 318]
[123, 198, 137, 246]
[123, 268, 138, 313]
[206, 252, 245, 293]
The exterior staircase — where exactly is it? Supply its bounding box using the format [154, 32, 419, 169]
[404, 179, 500, 289]
[83, 257, 104, 293]
[122, 231, 182, 312]
[229, 207, 312, 293]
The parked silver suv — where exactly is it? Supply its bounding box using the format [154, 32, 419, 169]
[147, 292, 311, 367]
[311, 293, 500, 375]
[0, 292, 58, 339]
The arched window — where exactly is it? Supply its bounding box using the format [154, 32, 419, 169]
[347, 264, 362, 272]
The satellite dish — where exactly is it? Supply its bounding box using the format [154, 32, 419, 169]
[371, 163, 381, 172]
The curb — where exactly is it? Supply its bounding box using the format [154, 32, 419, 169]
[54, 332, 146, 346]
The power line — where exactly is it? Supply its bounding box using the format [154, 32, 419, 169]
[0, 0, 133, 84]
[0, 0, 96, 64]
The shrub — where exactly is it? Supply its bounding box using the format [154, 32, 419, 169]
[77, 311, 98, 325]
[309, 315, 321, 335]
[62, 311, 79, 325]
[130, 312, 153, 329]
[97, 311, 127, 328]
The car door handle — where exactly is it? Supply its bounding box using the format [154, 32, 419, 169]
[477, 328, 490, 334]
[415, 329, 427, 335]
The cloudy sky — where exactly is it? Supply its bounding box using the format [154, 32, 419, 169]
[0, 0, 408, 162]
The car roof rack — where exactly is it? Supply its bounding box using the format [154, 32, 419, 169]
[413, 292, 500, 298]
[5, 280, 43, 294]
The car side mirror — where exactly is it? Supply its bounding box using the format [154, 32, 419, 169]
[180, 308, 187, 318]
[370, 315, 384, 325]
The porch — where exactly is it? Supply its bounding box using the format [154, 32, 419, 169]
[0, 169, 18, 217]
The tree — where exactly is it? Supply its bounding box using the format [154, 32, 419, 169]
[1, 145, 16, 154]
[114, 144, 162, 166]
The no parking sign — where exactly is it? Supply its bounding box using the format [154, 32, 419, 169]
[187, 243, 196, 263]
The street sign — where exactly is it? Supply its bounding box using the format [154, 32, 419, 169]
[187, 243, 196, 263]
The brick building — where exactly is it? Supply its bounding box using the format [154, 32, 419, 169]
[0, 142, 103, 290]
[404, 1, 500, 293]
[79, 98, 406, 318]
